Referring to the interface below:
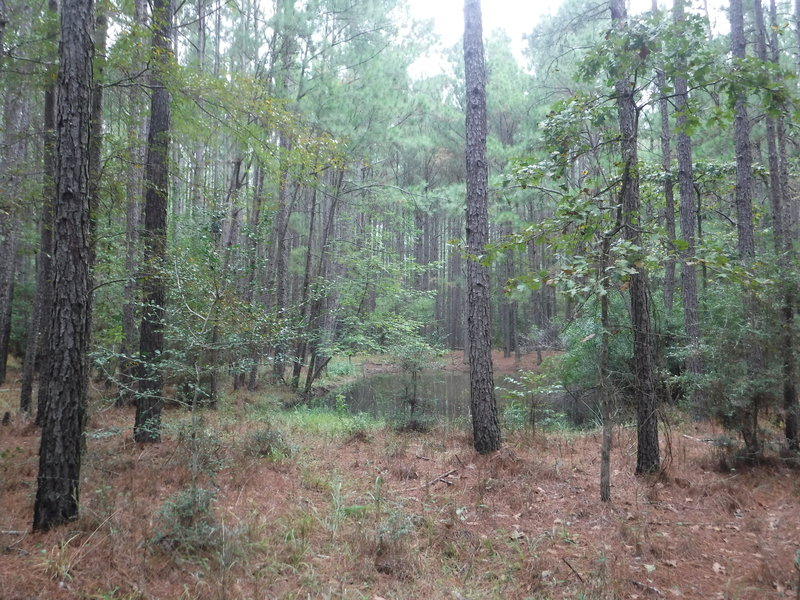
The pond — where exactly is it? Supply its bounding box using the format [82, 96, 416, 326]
[324, 370, 599, 429]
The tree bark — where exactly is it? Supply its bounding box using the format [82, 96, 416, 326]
[599, 253, 612, 502]
[464, 0, 501, 454]
[135, 0, 172, 443]
[729, 0, 761, 457]
[758, 0, 798, 450]
[0, 68, 32, 384]
[611, 0, 660, 474]
[673, 0, 702, 404]
[33, 0, 94, 530]
[730, 0, 755, 260]
[656, 73, 676, 312]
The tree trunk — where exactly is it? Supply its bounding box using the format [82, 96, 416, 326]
[271, 133, 291, 383]
[119, 0, 149, 406]
[0, 68, 32, 385]
[20, 97, 54, 413]
[30, 3, 58, 420]
[729, 0, 761, 457]
[291, 183, 318, 389]
[611, 0, 660, 474]
[599, 249, 612, 502]
[730, 0, 755, 260]
[673, 0, 702, 405]
[464, 0, 501, 454]
[33, 0, 94, 530]
[656, 76, 676, 312]
[757, 0, 799, 450]
[118, 0, 148, 407]
[135, 0, 172, 443]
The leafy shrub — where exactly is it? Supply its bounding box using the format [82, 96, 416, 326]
[246, 426, 294, 460]
[152, 486, 220, 557]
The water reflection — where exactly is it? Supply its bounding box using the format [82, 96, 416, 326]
[325, 371, 599, 428]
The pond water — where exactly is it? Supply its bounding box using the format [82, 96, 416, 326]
[325, 370, 599, 428]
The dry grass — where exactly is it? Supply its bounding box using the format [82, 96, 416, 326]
[1, 369, 799, 600]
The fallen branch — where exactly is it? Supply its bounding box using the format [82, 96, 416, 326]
[681, 434, 715, 444]
[1, 530, 26, 535]
[630, 579, 664, 597]
[562, 557, 584, 583]
[427, 469, 457, 487]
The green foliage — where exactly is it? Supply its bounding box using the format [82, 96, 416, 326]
[498, 369, 569, 433]
[691, 283, 782, 430]
[245, 426, 295, 462]
[152, 486, 221, 557]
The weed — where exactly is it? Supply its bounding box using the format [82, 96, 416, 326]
[245, 425, 294, 461]
[172, 417, 226, 476]
[40, 534, 81, 582]
[152, 486, 221, 557]
[325, 359, 355, 379]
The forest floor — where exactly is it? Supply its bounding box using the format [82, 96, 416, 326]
[1, 355, 799, 600]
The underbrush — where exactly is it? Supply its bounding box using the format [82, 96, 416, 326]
[3, 380, 800, 599]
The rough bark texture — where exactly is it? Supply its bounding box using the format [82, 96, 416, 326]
[599, 272, 611, 502]
[730, 0, 755, 260]
[135, 0, 172, 443]
[673, 0, 702, 401]
[729, 0, 761, 457]
[611, 0, 660, 474]
[87, 4, 106, 291]
[33, 0, 94, 531]
[464, 0, 501, 454]
[759, 0, 798, 450]
[656, 72, 676, 312]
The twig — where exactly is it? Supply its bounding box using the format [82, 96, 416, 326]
[414, 453, 431, 461]
[427, 469, 457, 487]
[562, 557, 584, 583]
[454, 454, 466, 468]
[681, 434, 715, 444]
[1, 530, 26, 535]
[630, 580, 664, 597]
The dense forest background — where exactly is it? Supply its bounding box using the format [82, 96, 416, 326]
[2, 0, 797, 446]
[0, 0, 800, 454]
[2, 0, 800, 595]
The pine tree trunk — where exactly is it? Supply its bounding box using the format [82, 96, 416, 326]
[673, 0, 702, 404]
[0, 72, 31, 385]
[118, 0, 147, 407]
[611, 0, 660, 474]
[135, 0, 172, 443]
[33, 0, 94, 530]
[730, 0, 760, 457]
[599, 245, 612, 502]
[655, 60, 676, 313]
[464, 0, 500, 454]
[730, 0, 755, 260]
[758, 0, 799, 450]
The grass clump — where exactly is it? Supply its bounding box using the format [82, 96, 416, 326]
[152, 486, 220, 557]
[246, 425, 294, 461]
